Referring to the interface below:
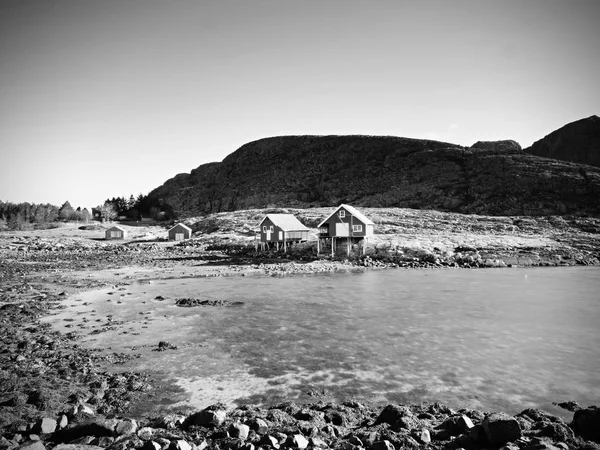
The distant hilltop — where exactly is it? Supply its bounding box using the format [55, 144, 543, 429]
[149, 120, 600, 218]
[524, 115, 600, 167]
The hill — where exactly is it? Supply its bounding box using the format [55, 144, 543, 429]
[524, 115, 600, 167]
[148, 135, 600, 218]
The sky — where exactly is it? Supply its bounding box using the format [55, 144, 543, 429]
[1, 0, 599, 210]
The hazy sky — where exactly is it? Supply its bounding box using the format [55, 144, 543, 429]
[1, 0, 599, 210]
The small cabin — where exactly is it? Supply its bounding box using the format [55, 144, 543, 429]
[317, 205, 374, 255]
[258, 214, 309, 251]
[168, 223, 192, 241]
[105, 225, 127, 240]
[318, 204, 374, 238]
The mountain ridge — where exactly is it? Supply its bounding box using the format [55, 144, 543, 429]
[524, 115, 600, 167]
[149, 131, 600, 218]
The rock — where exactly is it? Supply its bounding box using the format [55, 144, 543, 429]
[58, 415, 69, 430]
[286, 434, 309, 449]
[115, 418, 137, 435]
[309, 436, 328, 448]
[374, 404, 413, 426]
[137, 427, 154, 441]
[458, 414, 475, 430]
[259, 435, 280, 448]
[17, 443, 45, 450]
[171, 440, 191, 450]
[52, 446, 105, 450]
[32, 418, 57, 435]
[371, 440, 395, 450]
[228, 423, 250, 440]
[482, 413, 522, 444]
[417, 429, 431, 444]
[54, 419, 116, 442]
[571, 406, 600, 443]
[471, 140, 522, 152]
[142, 441, 161, 450]
[553, 401, 582, 412]
[184, 407, 227, 428]
[249, 418, 268, 435]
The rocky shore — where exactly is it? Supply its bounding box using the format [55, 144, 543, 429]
[1, 216, 600, 450]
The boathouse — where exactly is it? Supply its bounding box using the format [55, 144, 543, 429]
[105, 225, 127, 240]
[168, 223, 192, 241]
[258, 214, 309, 252]
[317, 204, 374, 255]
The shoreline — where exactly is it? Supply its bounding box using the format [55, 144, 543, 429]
[1, 223, 600, 449]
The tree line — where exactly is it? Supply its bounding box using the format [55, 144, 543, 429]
[0, 193, 172, 230]
[97, 193, 172, 221]
[0, 200, 91, 230]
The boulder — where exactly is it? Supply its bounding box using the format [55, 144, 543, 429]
[249, 418, 268, 435]
[228, 423, 250, 440]
[32, 418, 57, 435]
[171, 440, 191, 450]
[115, 418, 137, 436]
[482, 413, 521, 444]
[184, 407, 226, 428]
[286, 434, 309, 449]
[17, 443, 45, 450]
[137, 427, 154, 441]
[371, 441, 395, 450]
[571, 406, 600, 443]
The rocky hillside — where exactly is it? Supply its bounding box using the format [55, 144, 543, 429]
[149, 135, 600, 218]
[524, 115, 600, 167]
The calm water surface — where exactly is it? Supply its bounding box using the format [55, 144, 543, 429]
[45, 267, 600, 415]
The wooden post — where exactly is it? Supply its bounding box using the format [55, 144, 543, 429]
[347, 237, 350, 257]
[283, 232, 287, 253]
[317, 237, 320, 254]
[331, 238, 334, 257]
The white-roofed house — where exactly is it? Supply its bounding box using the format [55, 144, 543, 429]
[168, 223, 192, 241]
[258, 214, 309, 252]
[105, 225, 127, 240]
[317, 204, 374, 255]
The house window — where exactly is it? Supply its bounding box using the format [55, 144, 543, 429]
[338, 210, 345, 218]
[270, 226, 274, 232]
[352, 224, 362, 232]
[111, 231, 120, 238]
[263, 226, 267, 232]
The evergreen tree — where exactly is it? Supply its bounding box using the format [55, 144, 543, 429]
[58, 201, 75, 221]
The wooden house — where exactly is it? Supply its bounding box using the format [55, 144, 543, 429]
[168, 223, 192, 241]
[258, 214, 309, 252]
[105, 225, 127, 240]
[317, 204, 374, 255]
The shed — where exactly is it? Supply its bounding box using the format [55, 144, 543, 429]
[258, 214, 309, 251]
[105, 225, 127, 240]
[317, 204, 374, 255]
[168, 223, 193, 241]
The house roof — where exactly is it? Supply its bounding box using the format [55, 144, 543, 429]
[259, 214, 309, 231]
[317, 204, 374, 228]
[106, 225, 126, 232]
[169, 223, 192, 232]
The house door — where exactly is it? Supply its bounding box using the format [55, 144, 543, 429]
[266, 230, 271, 240]
[175, 233, 184, 241]
[335, 223, 350, 237]
[278, 231, 283, 240]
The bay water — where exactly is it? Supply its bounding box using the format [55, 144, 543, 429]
[44, 267, 600, 416]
